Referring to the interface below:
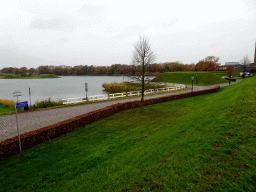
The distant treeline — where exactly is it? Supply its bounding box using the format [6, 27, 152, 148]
[0, 56, 221, 76]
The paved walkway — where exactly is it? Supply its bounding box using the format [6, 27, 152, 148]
[0, 80, 241, 141]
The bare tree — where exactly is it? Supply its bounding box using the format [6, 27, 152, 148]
[240, 55, 251, 76]
[131, 36, 156, 111]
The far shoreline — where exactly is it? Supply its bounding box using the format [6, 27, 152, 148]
[0, 74, 60, 79]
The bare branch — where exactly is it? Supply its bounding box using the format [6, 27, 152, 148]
[240, 55, 251, 65]
[129, 36, 156, 111]
[240, 55, 251, 72]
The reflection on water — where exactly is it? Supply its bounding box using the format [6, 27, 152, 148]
[0, 76, 125, 104]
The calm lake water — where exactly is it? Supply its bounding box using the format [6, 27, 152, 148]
[0, 76, 125, 105]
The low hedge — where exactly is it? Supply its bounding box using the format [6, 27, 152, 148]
[0, 85, 220, 160]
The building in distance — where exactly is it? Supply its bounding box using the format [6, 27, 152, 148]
[225, 62, 240, 65]
[219, 62, 241, 71]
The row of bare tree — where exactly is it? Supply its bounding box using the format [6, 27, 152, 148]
[0, 58, 222, 76]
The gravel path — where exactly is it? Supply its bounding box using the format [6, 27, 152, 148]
[0, 80, 241, 141]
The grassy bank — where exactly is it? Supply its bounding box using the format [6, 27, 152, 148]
[102, 82, 165, 93]
[152, 72, 228, 85]
[0, 104, 15, 116]
[0, 99, 15, 115]
[0, 74, 59, 79]
[0, 98, 64, 116]
[1, 77, 256, 191]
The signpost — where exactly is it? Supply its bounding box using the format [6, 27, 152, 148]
[13, 91, 21, 101]
[16, 101, 28, 109]
[13, 91, 27, 153]
[191, 75, 194, 93]
[29, 88, 31, 106]
[85, 83, 88, 101]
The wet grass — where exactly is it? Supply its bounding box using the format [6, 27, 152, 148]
[1, 77, 256, 191]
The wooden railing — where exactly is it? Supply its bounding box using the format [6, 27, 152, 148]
[62, 97, 87, 105]
[62, 84, 186, 104]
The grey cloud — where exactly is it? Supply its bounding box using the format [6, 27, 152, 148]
[30, 18, 74, 32]
[55, 37, 70, 45]
[160, 17, 178, 28]
[79, 4, 105, 17]
[78, 4, 106, 26]
[0, 44, 35, 68]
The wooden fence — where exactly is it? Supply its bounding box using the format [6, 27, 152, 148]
[62, 85, 186, 104]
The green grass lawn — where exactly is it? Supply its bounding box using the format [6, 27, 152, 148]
[0, 104, 15, 115]
[0, 99, 15, 115]
[0, 74, 59, 79]
[1, 77, 256, 191]
[152, 72, 228, 85]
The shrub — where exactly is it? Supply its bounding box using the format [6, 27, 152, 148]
[102, 82, 130, 93]
[102, 82, 165, 93]
[34, 98, 63, 109]
[39, 74, 59, 78]
[2, 75, 15, 79]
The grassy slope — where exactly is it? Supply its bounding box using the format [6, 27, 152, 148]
[0, 100, 15, 115]
[0, 74, 59, 79]
[152, 72, 228, 85]
[1, 77, 256, 191]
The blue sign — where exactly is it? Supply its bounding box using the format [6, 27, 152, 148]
[231, 75, 233, 78]
[16, 101, 28, 109]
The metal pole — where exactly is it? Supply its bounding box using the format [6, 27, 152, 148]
[85, 83, 88, 101]
[29, 88, 31, 106]
[15, 97, 22, 153]
[192, 80, 193, 93]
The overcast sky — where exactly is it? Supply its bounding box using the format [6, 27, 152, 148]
[0, 0, 255, 69]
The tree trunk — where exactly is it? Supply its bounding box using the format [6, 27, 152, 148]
[141, 59, 145, 111]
